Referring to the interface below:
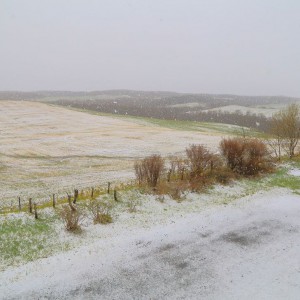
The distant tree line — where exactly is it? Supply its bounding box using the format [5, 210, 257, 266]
[3, 90, 299, 133]
[55, 99, 270, 132]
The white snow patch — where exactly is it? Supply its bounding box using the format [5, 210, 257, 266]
[288, 168, 300, 176]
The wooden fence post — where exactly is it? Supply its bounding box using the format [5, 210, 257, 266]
[167, 169, 172, 182]
[73, 189, 78, 204]
[34, 203, 38, 219]
[52, 194, 56, 208]
[29, 198, 32, 213]
[114, 189, 118, 202]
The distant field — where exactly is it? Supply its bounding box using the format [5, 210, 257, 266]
[202, 102, 300, 118]
[2, 90, 299, 130]
[0, 101, 229, 207]
[202, 104, 280, 118]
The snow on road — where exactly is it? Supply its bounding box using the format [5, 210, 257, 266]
[1, 188, 300, 300]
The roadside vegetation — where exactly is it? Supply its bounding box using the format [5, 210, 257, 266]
[134, 137, 273, 201]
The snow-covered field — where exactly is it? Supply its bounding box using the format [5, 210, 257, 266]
[2, 100, 300, 299]
[1, 186, 300, 299]
[202, 101, 300, 118]
[203, 104, 280, 117]
[0, 101, 222, 207]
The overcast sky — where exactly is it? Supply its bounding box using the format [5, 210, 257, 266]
[1, 0, 299, 96]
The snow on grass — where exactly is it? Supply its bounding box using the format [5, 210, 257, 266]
[0, 182, 243, 271]
[288, 168, 300, 176]
[0, 213, 58, 271]
[267, 164, 300, 193]
[0, 164, 286, 272]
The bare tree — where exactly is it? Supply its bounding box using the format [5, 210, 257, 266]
[271, 104, 300, 158]
[266, 137, 283, 161]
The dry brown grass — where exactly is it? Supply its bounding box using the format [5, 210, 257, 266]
[155, 180, 187, 201]
[88, 199, 113, 224]
[211, 167, 237, 184]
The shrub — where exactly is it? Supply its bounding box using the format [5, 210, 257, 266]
[134, 154, 165, 187]
[167, 155, 188, 181]
[211, 167, 236, 184]
[127, 198, 138, 213]
[220, 137, 271, 175]
[168, 186, 185, 201]
[186, 144, 216, 179]
[59, 205, 82, 232]
[88, 199, 113, 224]
[220, 138, 243, 171]
[155, 180, 187, 201]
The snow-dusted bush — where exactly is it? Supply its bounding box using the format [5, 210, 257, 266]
[87, 198, 113, 224]
[220, 137, 271, 175]
[59, 203, 82, 232]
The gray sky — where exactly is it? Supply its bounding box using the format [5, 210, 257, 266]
[1, 0, 300, 96]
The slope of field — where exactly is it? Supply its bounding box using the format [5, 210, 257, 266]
[0, 101, 224, 206]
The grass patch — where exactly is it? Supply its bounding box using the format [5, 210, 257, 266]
[0, 217, 57, 270]
[268, 167, 300, 191]
[239, 160, 300, 191]
[269, 175, 300, 190]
